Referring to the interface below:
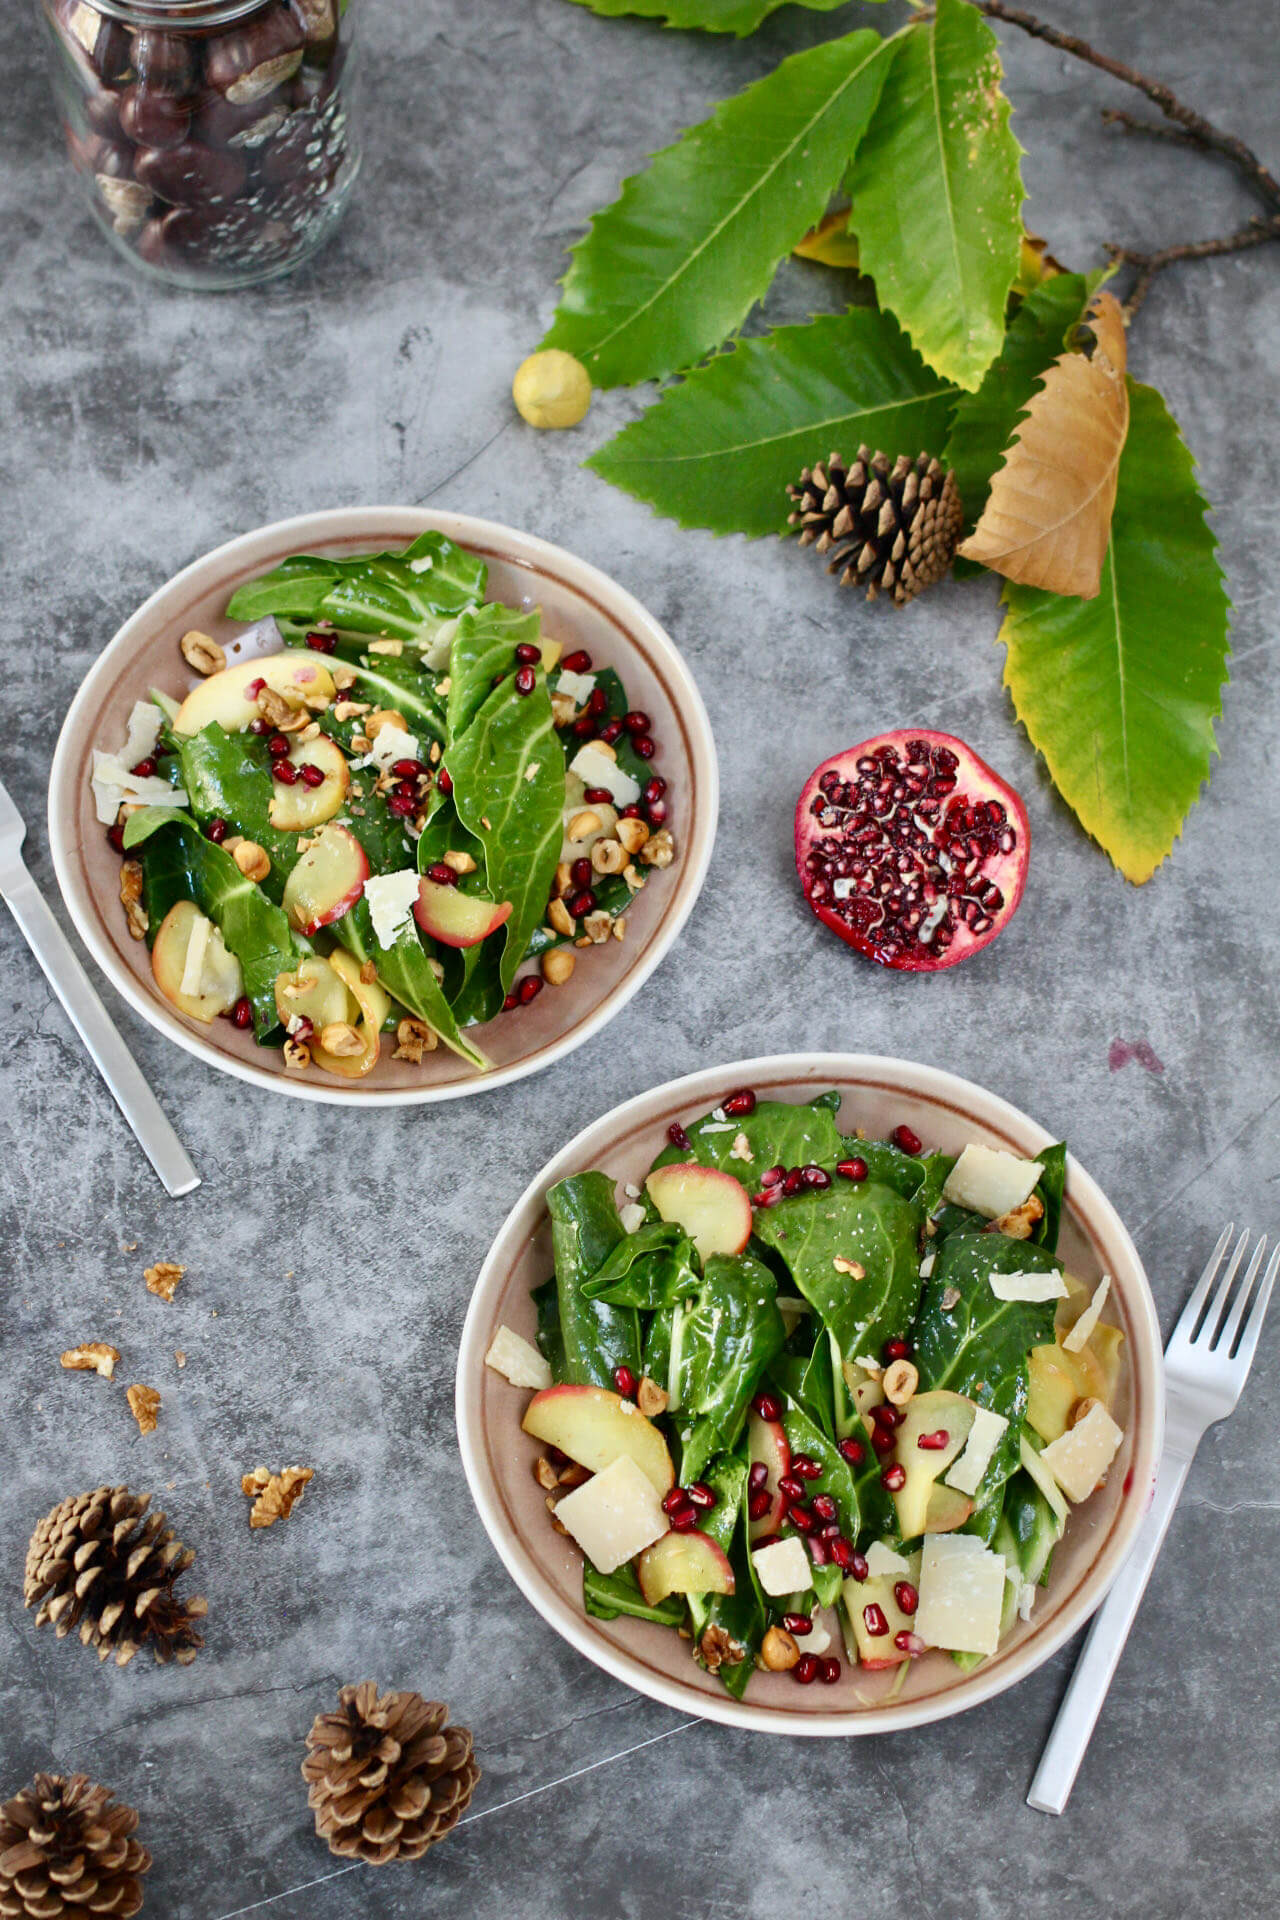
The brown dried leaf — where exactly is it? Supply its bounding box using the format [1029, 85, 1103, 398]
[957, 291, 1129, 598]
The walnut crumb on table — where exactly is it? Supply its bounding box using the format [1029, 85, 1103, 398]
[60, 1342, 120, 1380]
[144, 1261, 185, 1301]
[126, 1384, 161, 1435]
[242, 1465, 314, 1529]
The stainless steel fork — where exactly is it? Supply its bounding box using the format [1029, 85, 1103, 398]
[1028, 1224, 1278, 1813]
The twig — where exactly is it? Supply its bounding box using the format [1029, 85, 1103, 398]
[1100, 108, 1207, 155]
[1106, 216, 1280, 317]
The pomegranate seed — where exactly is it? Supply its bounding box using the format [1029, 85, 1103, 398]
[623, 710, 650, 734]
[584, 786, 613, 804]
[686, 1482, 716, 1510]
[669, 1507, 698, 1532]
[660, 1485, 687, 1515]
[781, 1169, 804, 1196]
[599, 718, 625, 745]
[870, 1402, 901, 1429]
[425, 863, 459, 887]
[788, 1503, 817, 1533]
[894, 1581, 919, 1616]
[748, 1461, 768, 1492]
[891, 1123, 923, 1156]
[880, 1464, 907, 1491]
[829, 1536, 854, 1572]
[777, 1474, 803, 1502]
[820, 1520, 842, 1540]
[883, 1337, 912, 1362]
[514, 641, 541, 664]
[205, 817, 228, 841]
[752, 1391, 782, 1421]
[291, 1017, 314, 1043]
[836, 1157, 869, 1182]
[130, 757, 155, 778]
[388, 790, 416, 817]
[917, 1429, 951, 1451]
[245, 677, 265, 699]
[722, 1088, 757, 1117]
[863, 1604, 889, 1637]
[870, 1427, 896, 1458]
[570, 857, 593, 888]
[267, 731, 291, 757]
[392, 758, 426, 778]
[811, 1494, 837, 1522]
[106, 823, 126, 853]
[838, 1437, 866, 1467]
[514, 665, 537, 696]
[271, 760, 298, 786]
[645, 797, 668, 826]
[586, 688, 608, 717]
[572, 716, 596, 738]
[802, 1164, 831, 1189]
[760, 1165, 785, 1189]
[299, 762, 325, 788]
[668, 1121, 692, 1150]
[807, 1535, 829, 1566]
[792, 1454, 822, 1480]
[643, 776, 667, 804]
[502, 992, 519, 1012]
[820, 1658, 841, 1685]
[633, 736, 656, 760]
[781, 1613, 812, 1636]
[848, 1551, 869, 1582]
[747, 1489, 772, 1521]
[752, 1186, 781, 1210]
[894, 1631, 926, 1656]
[436, 766, 453, 795]
[619, 803, 643, 819]
[230, 996, 253, 1030]
[248, 717, 270, 735]
[793, 1653, 820, 1684]
[306, 630, 336, 653]
[517, 975, 542, 1005]
[562, 649, 592, 673]
[567, 888, 596, 919]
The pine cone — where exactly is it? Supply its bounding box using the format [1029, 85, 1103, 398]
[0, 1773, 150, 1918]
[787, 447, 963, 606]
[24, 1488, 206, 1669]
[302, 1685, 479, 1866]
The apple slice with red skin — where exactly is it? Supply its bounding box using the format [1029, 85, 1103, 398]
[414, 877, 512, 950]
[747, 1410, 791, 1541]
[274, 954, 354, 1032]
[922, 1483, 974, 1534]
[890, 1389, 978, 1540]
[174, 650, 335, 736]
[268, 734, 350, 831]
[281, 823, 368, 934]
[521, 1383, 675, 1495]
[637, 1529, 735, 1606]
[151, 899, 243, 1023]
[843, 1565, 921, 1669]
[644, 1163, 753, 1260]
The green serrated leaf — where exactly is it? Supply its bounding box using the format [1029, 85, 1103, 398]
[944, 273, 1091, 531]
[564, 0, 881, 34]
[588, 309, 957, 535]
[999, 380, 1231, 884]
[846, 0, 1024, 390]
[542, 28, 892, 387]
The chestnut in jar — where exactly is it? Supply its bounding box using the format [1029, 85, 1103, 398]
[205, 10, 304, 107]
[54, 1, 133, 86]
[119, 84, 192, 152]
[286, 0, 338, 60]
[194, 90, 289, 150]
[135, 140, 248, 207]
[131, 28, 196, 96]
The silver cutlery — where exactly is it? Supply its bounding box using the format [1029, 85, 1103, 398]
[0, 774, 199, 1197]
[1029, 1223, 1277, 1813]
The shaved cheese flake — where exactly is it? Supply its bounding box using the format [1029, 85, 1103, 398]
[988, 1269, 1068, 1303]
[363, 870, 418, 949]
[555, 668, 597, 704]
[944, 1405, 1010, 1497]
[618, 1202, 646, 1234]
[916, 1535, 1007, 1656]
[179, 911, 212, 998]
[1062, 1274, 1112, 1354]
[1039, 1402, 1124, 1503]
[751, 1536, 813, 1597]
[91, 750, 189, 825]
[1019, 1434, 1069, 1529]
[569, 744, 640, 808]
[356, 728, 419, 774]
[553, 1455, 668, 1574]
[484, 1325, 552, 1391]
[865, 1541, 912, 1578]
[942, 1144, 1041, 1219]
[123, 700, 163, 766]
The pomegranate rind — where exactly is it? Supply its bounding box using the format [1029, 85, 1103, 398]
[794, 729, 1029, 971]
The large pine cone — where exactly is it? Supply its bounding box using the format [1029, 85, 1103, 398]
[302, 1685, 479, 1866]
[24, 1488, 206, 1669]
[787, 447, 963, 606]
[0, 1774, 150, 1918]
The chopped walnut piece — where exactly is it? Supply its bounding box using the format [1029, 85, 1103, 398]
[993, 1195, 1045, 1240]
[144, 1261, 185, 1302]
[241, 1464, 314, 1529]
[637, 1376, 668, 1417]
[393, 1017, 438, 1063]
[545, 1494, 569, 1537]
[332, 665, 357, 691]
[126, 1384, 161, 1435]
[256, 685, 306, 730]
[582, 911, 613, 945]
[639, 828, 674, 869]
[60, 1342, 120, 1380]
[698, 1624, 747, 1672]
[118, 860, 148, 940]
[319, 1021, 364, 1057]
[282, 1038, 312, 1072]
[175, 1351, 187, 1370]
[180, 629, 224, 676]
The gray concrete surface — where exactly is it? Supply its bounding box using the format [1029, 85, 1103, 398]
[1, 2, 1276, 1914]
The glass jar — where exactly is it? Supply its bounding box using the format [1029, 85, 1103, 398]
[38, 1, 361, 289]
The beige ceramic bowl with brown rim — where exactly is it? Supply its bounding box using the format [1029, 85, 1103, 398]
[456, 1053, 1165, 1736]
[47, 510, 717, 1104]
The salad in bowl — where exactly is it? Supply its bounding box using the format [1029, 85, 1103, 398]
[88, 530, 677, 1082]
[483, 1086, 1130, 1703]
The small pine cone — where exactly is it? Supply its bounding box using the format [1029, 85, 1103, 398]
[302, 1685, 479, 1866]
[0, 1773, 150, 1918]
[786, 447, 963, 606]
[23, 1487, 206, 1670]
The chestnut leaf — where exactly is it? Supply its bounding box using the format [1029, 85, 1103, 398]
[562, 0, 878, 35]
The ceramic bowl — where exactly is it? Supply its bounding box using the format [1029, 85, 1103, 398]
[456, 1053, 1164, 1735]
[48, 509, 717, 1104]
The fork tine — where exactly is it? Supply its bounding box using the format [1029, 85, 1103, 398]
[1200, 1230, 1253, 1346]
[1170, 1222, 1235, 1345]
[1232, 1243, 1280, 1378]
[1216, 1236, 1268, 1352]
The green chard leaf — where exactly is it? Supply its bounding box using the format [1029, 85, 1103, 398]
[589, 310, 957, 536]
[581, 1224, 698, 1309]
[583, 1559, 684, 1628]
[998, 379, 1231, 883]
[752, 1178, 924, 1364]
[648, 1094, 844, 1190]
[845, 0, 1024, 390]
[675, 1255, 787, 1482]
[542, 29, 892, 387]
[224, 555, 342, 623]
[546, 1173, 642, 1388]
[330, 906, 486, 1070]
[564, 0, 876, 39]
[173, 725, 300, 898]
[448, 605, 544, 738]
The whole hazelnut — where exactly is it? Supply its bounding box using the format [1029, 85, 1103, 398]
[512, 350, 592, 430]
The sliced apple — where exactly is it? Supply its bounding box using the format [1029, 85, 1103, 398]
[637, 1529, 735, 1606]
[1027, 1331, 1122, 1444]
[268, 734, 349, 832]
[152, 900, 243, 1023]
[747, 1410, 791, 1542]
[890, 1390, 979, 1540]
[308, 946, 390, 1079]
[843, 1556, 921, 1670]
[922, 1483, 975, 1534]
[281, 822, 368, 933]
[521, 1383, 675, 1494]
[274, 955, 356, 1033]
[413, 877, 512, 950]
[173, 651, 335, 736]
[645, 1163, 753, 1261]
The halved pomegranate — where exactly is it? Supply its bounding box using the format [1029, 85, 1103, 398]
[795, 730, 1028, 970]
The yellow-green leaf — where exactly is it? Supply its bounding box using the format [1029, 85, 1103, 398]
[845, 0, 1024, 390]
[1000, 381, 1230, 883]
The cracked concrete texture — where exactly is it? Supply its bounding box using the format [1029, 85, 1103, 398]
[0, 1, 1276, 1915]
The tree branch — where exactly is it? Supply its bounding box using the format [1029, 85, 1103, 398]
[1106, 216, 1280, 317]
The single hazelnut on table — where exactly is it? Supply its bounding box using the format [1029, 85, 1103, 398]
[512, 350, 592, 430]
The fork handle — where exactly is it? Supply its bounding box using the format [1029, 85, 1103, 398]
[1027, 1447, 1194, 1815]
